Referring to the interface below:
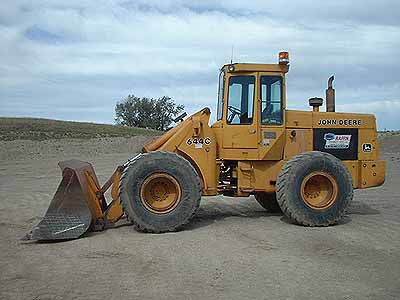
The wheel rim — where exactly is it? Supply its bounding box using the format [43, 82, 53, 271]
[300, 171, 338, 210]
[140, 173, 182, 214]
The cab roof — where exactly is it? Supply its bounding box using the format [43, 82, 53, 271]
[222, 63, 289, 74]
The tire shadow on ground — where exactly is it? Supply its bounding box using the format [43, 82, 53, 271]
[278, 214, 352, 226]
[186, 202, 283, 231]
[348, 200, 380, 215]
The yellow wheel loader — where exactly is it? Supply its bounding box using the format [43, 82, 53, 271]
[27, 52, 386, 240]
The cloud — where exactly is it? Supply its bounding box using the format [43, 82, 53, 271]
[0, 0, 399, 129]
[336, 100, 400, 130]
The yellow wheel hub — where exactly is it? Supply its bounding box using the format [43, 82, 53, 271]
[300, 171, 338, 210]
[140, 173, 182, 214]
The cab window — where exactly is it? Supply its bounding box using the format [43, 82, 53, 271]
[226, 76, 255, 124]
[261, 76, 283, 125]
[217, 70, 225, 120]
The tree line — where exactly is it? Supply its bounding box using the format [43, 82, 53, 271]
[115, 95, 184, 131]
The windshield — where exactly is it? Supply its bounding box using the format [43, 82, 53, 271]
[226, 75, 255, 124]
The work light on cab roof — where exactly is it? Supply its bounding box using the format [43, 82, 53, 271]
[279, 51, 289, 65]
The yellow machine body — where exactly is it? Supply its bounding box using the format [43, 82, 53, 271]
[29, 56, 385, 240]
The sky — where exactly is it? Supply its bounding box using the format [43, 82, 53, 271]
[0, 0, 400, 130]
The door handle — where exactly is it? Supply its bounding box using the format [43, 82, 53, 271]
[249, 129, 256, 134]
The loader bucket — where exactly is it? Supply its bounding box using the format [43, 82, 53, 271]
[28, 160, 103, 241]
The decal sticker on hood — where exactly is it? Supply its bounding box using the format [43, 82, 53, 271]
[324, 133, 351, 149]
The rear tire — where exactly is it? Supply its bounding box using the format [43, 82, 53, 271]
[119, 151, 201, 233]
[276, 151, 353, 226]
[254, 193, 282, 213]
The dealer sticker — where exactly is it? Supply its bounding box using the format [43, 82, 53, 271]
[324, 133, 351, 149]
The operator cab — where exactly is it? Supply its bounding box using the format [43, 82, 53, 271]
[213, 52, 290, 160]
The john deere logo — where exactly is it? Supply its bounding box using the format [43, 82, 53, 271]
[362, 143, 372, 153]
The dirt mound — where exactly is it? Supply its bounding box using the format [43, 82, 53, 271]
[0, 136, 157, 161]
[0, 117, 160, 141]
[0, 117, 161, 161]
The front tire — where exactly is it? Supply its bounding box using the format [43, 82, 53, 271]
[276, 151, 353, 226]
[119, 151, 201, 233]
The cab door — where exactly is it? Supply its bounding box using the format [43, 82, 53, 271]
[258, 73, 286, 160]
[222, 73, 259, 150]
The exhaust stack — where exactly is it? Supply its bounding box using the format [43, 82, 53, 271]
[326, 75, 335, 112]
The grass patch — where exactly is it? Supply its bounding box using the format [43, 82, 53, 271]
[0, 117, 161, 141]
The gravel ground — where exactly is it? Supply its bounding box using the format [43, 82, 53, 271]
[0, 136, 399, 300]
